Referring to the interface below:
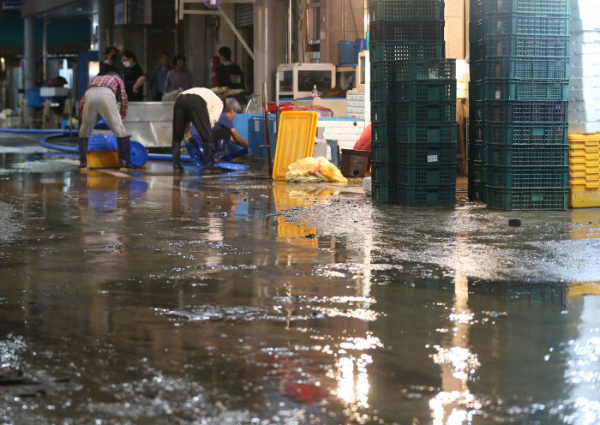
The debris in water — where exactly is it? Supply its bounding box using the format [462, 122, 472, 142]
[508, 218, 522, 227]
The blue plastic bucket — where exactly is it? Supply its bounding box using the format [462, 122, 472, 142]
[339, 40, 355, 64]
[129, 141, 148, 168]
[355, 38, 367, 63]
[94, 119, 110, 130]
[88, 134, 117, 151]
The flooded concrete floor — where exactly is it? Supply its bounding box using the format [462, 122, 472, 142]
[0, 146, 599, 424]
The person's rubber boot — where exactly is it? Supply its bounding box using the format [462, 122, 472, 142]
[172, 141, 184, 173]
[117, 136, 134, 169]
[78, 138, 88, 169]
[202, 143, 220, 171]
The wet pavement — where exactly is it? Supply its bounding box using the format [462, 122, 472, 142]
[0, 141, 600, 424]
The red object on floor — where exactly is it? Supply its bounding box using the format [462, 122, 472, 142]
[353, 123, 372, 152]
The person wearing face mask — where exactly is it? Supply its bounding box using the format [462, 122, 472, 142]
[99, 46, 119, 76]
[121, 51, 146, 101]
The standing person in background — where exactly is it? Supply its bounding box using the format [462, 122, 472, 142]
[99, 46, 119, 76]
[148, 51, 172, 101]
[121, 51, 146, 101]
[164, 55, 194, 94]
[216, 46, 245, 90]
[171, 88, 224, 172]
[78, 72, 132, 169]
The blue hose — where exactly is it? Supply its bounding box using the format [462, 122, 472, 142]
[40, 132, 195, 162]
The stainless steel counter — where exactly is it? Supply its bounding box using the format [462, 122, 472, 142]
[122, 102, 174, 148]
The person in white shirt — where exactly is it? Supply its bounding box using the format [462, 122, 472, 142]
[171, 87, 224, 171]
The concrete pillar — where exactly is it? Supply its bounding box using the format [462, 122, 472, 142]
[98, 0, 112, 56]
[24, 17, 36, 126]
[253, 0, 277, 100]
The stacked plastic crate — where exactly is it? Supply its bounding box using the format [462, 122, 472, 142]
[370, 0, 457, 205]
[469, 0, 570, 210]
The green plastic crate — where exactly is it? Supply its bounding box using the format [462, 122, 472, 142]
[394, 184, 456, 206]
[372, 182, 391, 203]
[487, 165, 568, 188]
[472, 160, 488, 183]
[371, 62, 395, 83]
[370, 20, 445, 42]
[484, 122, 568, 145]
[484, 101, 568, 123]
[487, 187, 568, 210]
[394, 100, 456, 122]
[475, 79, 569, 101]
[476, 0, 569, 15]
[483, 13, 569, 36]
[371, 141, 391, 162]
[469, 141, 488, 162]
[472, 57, 569, 80]
[372, 160, 391, 184]
[369, 0, 445, 22]
[487, 143, 568, 166]
[395, 142, 457, 165]
[484, 34, 569, 58]
[396, 122, 457, 143]
[371, 101, 396, 122]
[372, 122, 395, 142]
[393, 81, 457, 102]
[468, 179, 488, 203]
[396, 163, 457, 186]
[393, 59, 456, 81]
[370, 41, 445, 62]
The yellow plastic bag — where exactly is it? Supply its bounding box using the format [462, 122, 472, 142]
[285, 157, 347, 184]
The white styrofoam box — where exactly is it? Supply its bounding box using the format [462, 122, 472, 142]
[569, 88, 600, 102]
[320, 118, 366, 151]
[363, 177, 372, 194]
[570, 42, 600, 56]
[569, 120, 600, 134]
[569, 77, 600, 90]
[570, 64, 600, 78]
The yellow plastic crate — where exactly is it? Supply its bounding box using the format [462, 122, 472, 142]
[569, 134, 600, 208]
[87, 151, 120, 169]
[272, 111, 318, 180]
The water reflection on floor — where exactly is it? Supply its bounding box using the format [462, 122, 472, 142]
[0, 156, 599, 424]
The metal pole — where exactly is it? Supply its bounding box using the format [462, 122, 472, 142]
[43, 15, 48, 83]
[288, 0, 292, 63]
[254, 0, 277, 99]
[263, 83, 273, 177]
[24, 17, 36, 127]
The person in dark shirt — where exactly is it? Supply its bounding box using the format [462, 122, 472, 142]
[148, 51, 173, 101]
[99, 46, 119, 76]
[212, 98, 248, 149]
[216, 46, 245, 90]
[121, 51, 146, 101]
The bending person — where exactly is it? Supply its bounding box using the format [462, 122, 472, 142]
[172, 87, 224, 171]
[78, 72, 132, 169]
[212, 98, 248, 149]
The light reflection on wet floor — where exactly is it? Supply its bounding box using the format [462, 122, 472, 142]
[0, 154, 599, 424]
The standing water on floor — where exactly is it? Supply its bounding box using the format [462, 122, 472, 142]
[0, 152, 599, 424]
